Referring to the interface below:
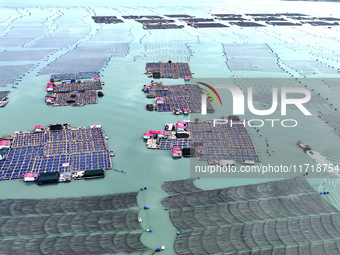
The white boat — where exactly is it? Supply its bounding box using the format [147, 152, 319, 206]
[241, 160, 255, 165]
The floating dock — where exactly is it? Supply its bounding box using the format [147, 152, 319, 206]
[0, 124, 113, 181]
[45, 79, 104, 107]
[91, 16, 124, 24]
[144, 117, 259, 163]
[143, 81, 214, 114]
[145, 62, 192, 79]
[51, 72, 100, 81]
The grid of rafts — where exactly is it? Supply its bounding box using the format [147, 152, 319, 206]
[51, 80, 103, 107]
[0, 193, 150, 254]
[151, 120, 259, 162]
[0, 125, 112, 180]
[162, 178, 340, 255]
[147, 82, 214, 113]
[145, 62, 192, 79]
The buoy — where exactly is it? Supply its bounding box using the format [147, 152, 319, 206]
[269, 154, 271, 156]
[149, 228, 152, 232]
[155, 248, 162, 252]
[144, 206, 147, 209]
[320, 192, 323, 194]
[162, 246, 165, 250]
[165, 208, 168, 210]
[140, 188, 144, 191]
[198, 177, 200, 179]
[144, 187, 147, 190]
[146, 206, 150, 209]
[169, 195, 172, 198]
[177, 232, 180, 235]
[164, 181, 168, 183]
[323, 192, 326, 194]
[306, 172, 308, 175]
[327, 191, 329, 194]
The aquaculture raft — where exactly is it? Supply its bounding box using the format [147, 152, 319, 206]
[0, 192, 151, 254]
[162, 178, 340, 254]
[144, 118, 259, 163]
[46, 79, 104, 107]
[51, 72, 100, 80]
[91, 16, 124, 24]
[145, 62, 192, 79]
[143, 81, 214, 113]
[0, 124, 112, 181]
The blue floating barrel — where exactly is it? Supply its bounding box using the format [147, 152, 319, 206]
[169, 195, 172, 198]
[144, 187, 147, 190]
[155, 248, 162, 252]
[146, 206, 150, 209]
[320, 192, 323, 194]
[144, 206, 147, 209]
[149, 228, 152, 232]
[306, 172, 308, 175]
[140, 188, 144, 191]
[323, 192, 326, 194]
[177, 232, 180, 235]
[327, 191, 329, 194]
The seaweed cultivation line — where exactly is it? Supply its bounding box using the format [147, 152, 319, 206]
[143, 81, 214, 114]
[0, 124, 113, 181]
[0, 193, 151, 254]
[162, 178, 340, 254]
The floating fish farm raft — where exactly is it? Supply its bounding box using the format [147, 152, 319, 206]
[143, 81, 214, 113]
[46, 79, 104, 107]
[0, 124, 112, 181]
[193, 23, 228, 28]
[0, 192, 151, 254]
[51, 72, 100, 81]
[234, 22, 266, 27]
[91, 16, 124, 24]
[144, 117, 259, 163]
[165, 14, 194, 18]
[0, 91, 10, 108]
[143, 24, 183, 30]
[136, 19, 175, 24]
[162, 178, 340, 255]
[145, 62, 192, 79]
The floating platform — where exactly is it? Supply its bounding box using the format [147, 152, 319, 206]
[136, 19, 175, 24]
[193, 23, 228, 28]
[145, 62, 192, 79]
[0, 124, 113, 181]
[165, 14, 194, 18]
[143, 24, 183, 30]
[51, 72, 100, 80]
[268, 22, 302, 26]
[182, 18, 214, 23]
[143, 81, 214, 113]
[144, 118, 259, 163]
[46, 79, 103, 107]
[234, 22, 266, 27]
[91, 16, 124, 24]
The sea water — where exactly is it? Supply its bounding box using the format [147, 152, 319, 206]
[1, 0, 340, 253]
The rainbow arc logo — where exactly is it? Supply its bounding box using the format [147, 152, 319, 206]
[198, 82, 222, 115]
